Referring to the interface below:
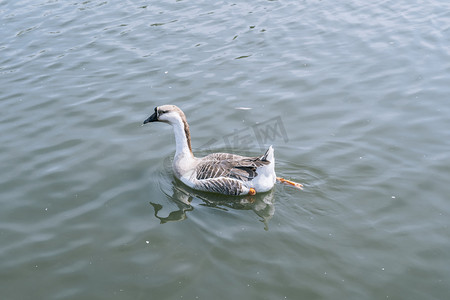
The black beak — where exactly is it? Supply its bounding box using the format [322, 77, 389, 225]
[143, 110, 158, 124]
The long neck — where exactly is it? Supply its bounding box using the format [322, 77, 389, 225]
[171, 116, 193, 158]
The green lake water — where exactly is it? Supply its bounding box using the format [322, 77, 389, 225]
[1, 0, 449, 299]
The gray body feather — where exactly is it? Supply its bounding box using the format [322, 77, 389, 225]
[192, 151, 271, 195]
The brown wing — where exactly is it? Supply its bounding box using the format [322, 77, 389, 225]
[195, 153, 270, 182]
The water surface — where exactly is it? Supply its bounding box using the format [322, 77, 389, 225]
[1, 0, 450, 299]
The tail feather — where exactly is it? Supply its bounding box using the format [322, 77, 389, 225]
[260, 145, 274, 162]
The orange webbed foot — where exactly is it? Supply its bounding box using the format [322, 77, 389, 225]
[277, 177, 304, 190]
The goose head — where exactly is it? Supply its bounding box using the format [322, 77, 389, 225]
[143, 104, 186, 125]
[143, 104, 193, 155]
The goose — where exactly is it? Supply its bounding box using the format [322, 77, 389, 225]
[143, 105, 302, 196]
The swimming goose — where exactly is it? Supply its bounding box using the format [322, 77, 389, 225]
[143, 105, 302, 196]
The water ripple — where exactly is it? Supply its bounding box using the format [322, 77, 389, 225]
[1, 0, 450, 299]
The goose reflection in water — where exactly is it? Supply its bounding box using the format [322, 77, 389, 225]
[150, 178, 276, 230]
